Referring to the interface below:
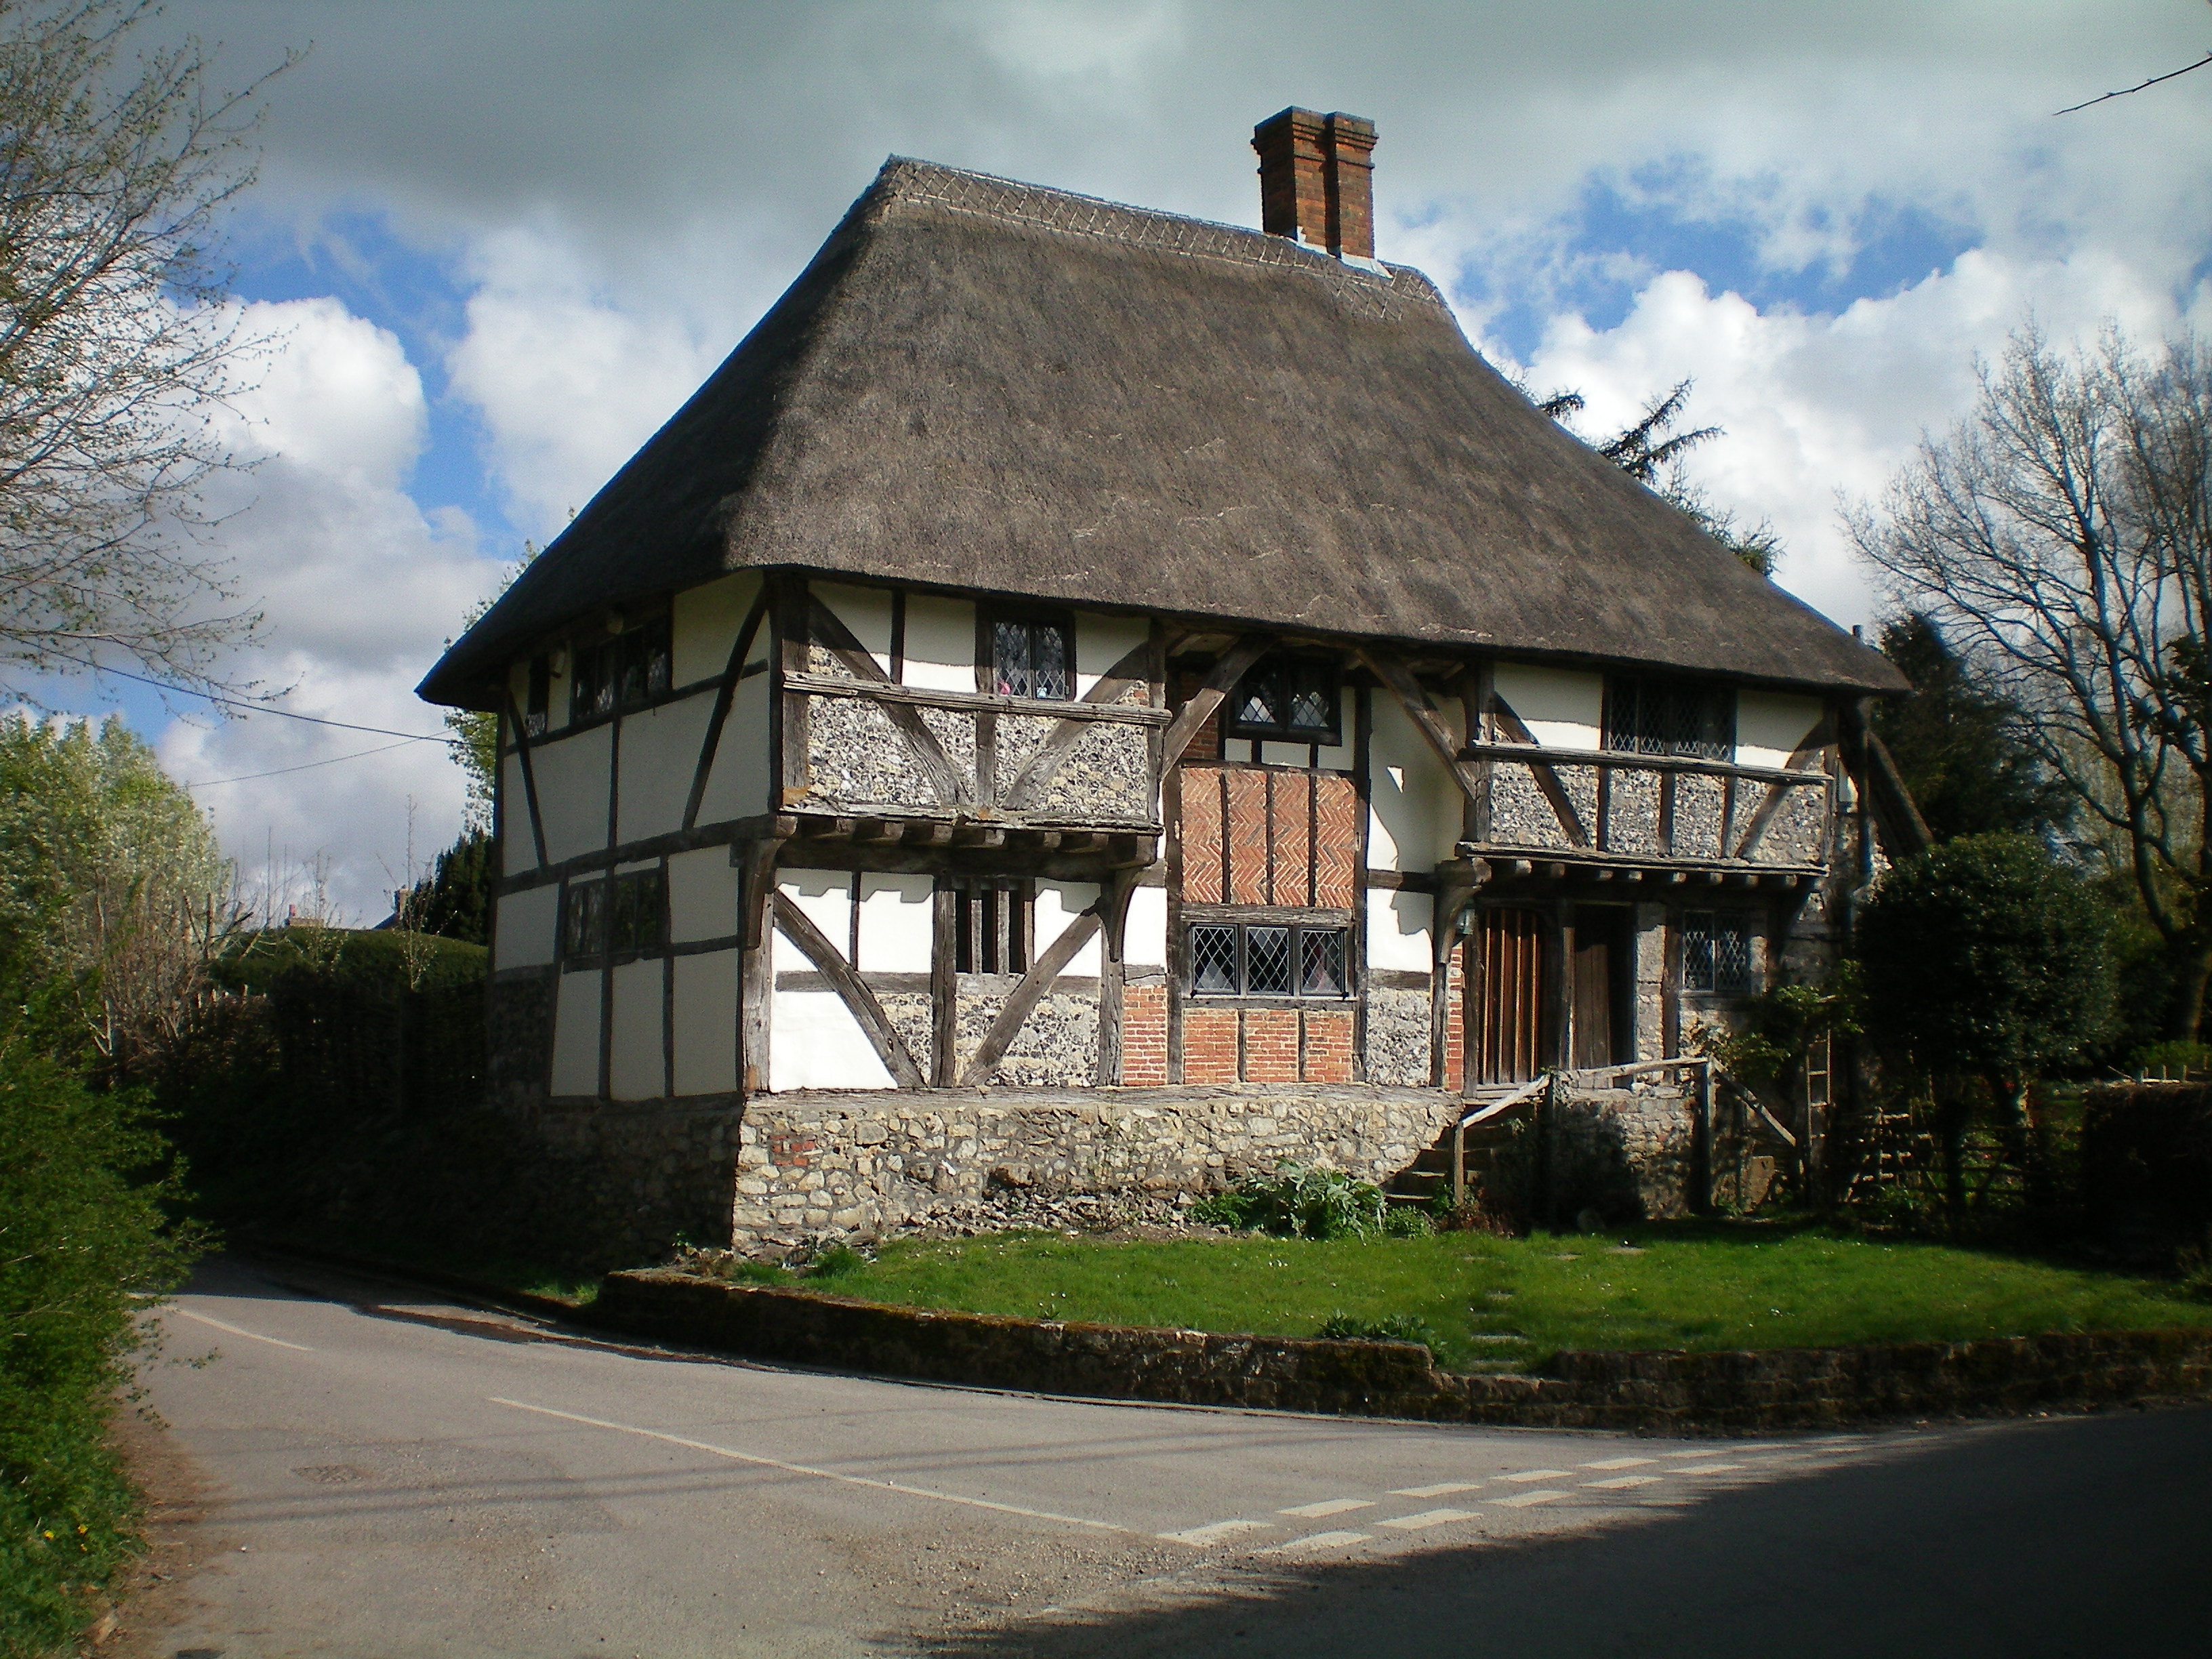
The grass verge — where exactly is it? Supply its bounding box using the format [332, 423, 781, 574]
[802, 1219, 2212, 1372]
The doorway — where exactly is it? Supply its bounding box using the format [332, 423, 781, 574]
[1570, 905, 1631, 1070]
[1473, 907, 1551, 1086]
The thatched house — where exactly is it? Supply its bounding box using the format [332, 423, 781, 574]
[420, 109, 1919, 1250]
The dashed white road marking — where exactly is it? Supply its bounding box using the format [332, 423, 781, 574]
[1378, 1509, 1480, 1532]
[1674, 1462, 1747, 1475]
[1584, 1475, 1664, 1490]
[1662, 1448, 1738, 1460]
[489, 1397, 1130, 1535]
[1160, 1519, 1275, 1547]
[1280, 1498, 1374, 1518]
[1500, 1469, 1573, 1482]
[1261, 1530, 1370, 1555]
[1494, 1490, 1570, 1509]
[1582, 1456, 1656, 1471]
[174, 1307, 316, 1352]
[1391, 1481, 1483, 1498]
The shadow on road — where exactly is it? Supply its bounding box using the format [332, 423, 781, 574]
[924, 1406, 2212, 1659]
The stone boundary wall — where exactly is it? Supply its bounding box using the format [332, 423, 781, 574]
[594, 1270, 2212, 1430]
[734, 1084, 1467, 1248]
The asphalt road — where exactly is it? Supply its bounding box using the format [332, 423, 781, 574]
[128, 1253, 2212, 1658]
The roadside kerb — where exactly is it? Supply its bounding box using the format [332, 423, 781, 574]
[591, 1267, 2212, 1429]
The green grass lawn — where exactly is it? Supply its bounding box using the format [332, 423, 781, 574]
[806, 1222, 2212, 1372]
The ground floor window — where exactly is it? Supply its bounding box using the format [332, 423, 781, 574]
[562, 867, 667, 964]
[954, 878, 1032, 974]
[1187, 918, 1351, 1000]
[1682, 908, 1755, 994]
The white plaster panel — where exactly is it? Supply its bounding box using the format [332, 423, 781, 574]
[609, 958, 663, 1101]
[771, 988, 895, 1090]
[1494, 661, 1603, 749]
[617, 691, 715, 844]
[1259, 741, 1310, 767]
[1124, 884, 1168, 968]
[507, 659, 530, 718]
[901, 594, 975, 693]
[541, 650, 571, 733]
[1313, 739, 1353, 771]
[1368, 888, 1435, 974]
[672, 572, 760, 688]
[1738, 691, 1825, 770]
[531, 723, 613, 863]
[1073, 611, 1149, 697]
[495, 884, 559, 970]
[500, 752, 537, 875]
[668, 846, 740, 944]
[672, 948, 739, 1095]
[775, 869, 852, 973]
[815, 582, 895, 674]
[550, 968, 600, 1097]
[856, 873, 933, 973]
[696, 672, 771, 825]
[1038, 881, 1102, 976]
[1367, 699, 1457, 872]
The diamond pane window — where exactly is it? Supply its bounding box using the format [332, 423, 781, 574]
[991, 615, 1073, 700]
[1300, 928, 1348, 997]
[1683, 909, 1755, 994]
[1604, 677, 1735, 762]
[1227, 657, 1339, 744]
[1185, 920, 1352, 1000]
[1191, 925, 1238, 995]
[1246, 926, 1293, 996]
[562, 878, 607, 962]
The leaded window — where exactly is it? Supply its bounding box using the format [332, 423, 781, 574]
[1682, 909, 1755, 995]
[990, 615, 1072, 701]
[1229, 656, 1339, 744]
[562, 868, 667, 964]
[1605, 676, 1735, 761]
[1186, 920, 1354, 1000]
[570, 617, 672, 723]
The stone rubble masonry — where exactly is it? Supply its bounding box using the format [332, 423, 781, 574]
[593, 1269, 2212, 1430]
[731, 1083, 1467, 1248]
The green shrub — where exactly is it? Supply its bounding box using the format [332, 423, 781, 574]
[808, 1244, 867, 1279]
[1192, 1162, 1387, 1240]
[1315, 1311, 1439, 1353]
[1381, 1204, 1434, 1238]
[1, 1056, 200, 1656]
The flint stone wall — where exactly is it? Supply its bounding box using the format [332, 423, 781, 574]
[732, 1084, 1465, 1247]
[1548, 1075, 1699, 1221]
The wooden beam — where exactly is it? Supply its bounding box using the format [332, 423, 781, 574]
[854, 817, 902, 844]
[958, 906, 1105, 1086]
[802, 598, 970, 804]
[682, 585, 770, 832]
[903, 821, 954, 846]
[1485, 698, 1592, 848]
[1000, 638, 1160, 809]
[1158, 636, 1268, 768]
[771, 891, 924, 1088]
[950, 823, 1006, 848]
[499, 685, 551, 869]
[930, 882, 957, 1086]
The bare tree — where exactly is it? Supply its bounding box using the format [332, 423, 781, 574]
[1851, 325, 2212, 1037]
[0, 1, 292, 701]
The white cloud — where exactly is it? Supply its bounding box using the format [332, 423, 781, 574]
[159, 298, 503, 920]
[1505, 245, 2195, 629]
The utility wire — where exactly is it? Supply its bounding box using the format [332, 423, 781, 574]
[35, 648, 462, 745]
[2055, 49, 2212, 115]
[185, 737, 424, 789]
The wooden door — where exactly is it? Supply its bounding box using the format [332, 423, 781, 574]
[1570, 905, 1626, 1070]
[1474, 907, 1548, 1085]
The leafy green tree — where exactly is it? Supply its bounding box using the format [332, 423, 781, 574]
[1872, 613, 2072, 843]
[401, 829, 491, 946]
[1856, 834, 2115, 1212]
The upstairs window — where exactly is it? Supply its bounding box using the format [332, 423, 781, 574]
[1229, 656, 1339, 745]
[562, 868, 667, 964]
[525, 654, 552, 737]
[571, 617, 672, 723]
[1188, 919, 1351, 1000]
[954, 879, 1031, 974]
[990, 614, 1072, 701]
[1605, 676, 1735, 761]
[1682, 909, 1755, 995]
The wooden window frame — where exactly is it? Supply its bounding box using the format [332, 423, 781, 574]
[952, 878, 1033, 975]
[1681, 907, 1755, 996]
[979, 607, 1076, 703]
[569, 613, 674, 726]
[1603, 676, 1736, 762]
[1183, 913, 1354, 1002]
[1227, 655, 1342, 746]
[560, 867, 668, 968]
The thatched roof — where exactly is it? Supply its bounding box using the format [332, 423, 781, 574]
[422, 159, 1904, 709]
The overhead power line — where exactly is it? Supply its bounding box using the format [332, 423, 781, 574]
[35, 649, 461, 744]
[2055, 49, 2212, 115]
[186, 737, 426, 789]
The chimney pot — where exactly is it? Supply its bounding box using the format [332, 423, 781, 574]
[1252, 106, 1378, 263]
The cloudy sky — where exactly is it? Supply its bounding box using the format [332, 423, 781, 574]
[41, 0, 2212, 919]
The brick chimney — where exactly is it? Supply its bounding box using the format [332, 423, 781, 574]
[1252, 107, 1378, 263]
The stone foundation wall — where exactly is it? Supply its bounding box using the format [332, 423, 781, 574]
[732, 1084, 1465, 1248]
[1547, 1075, 1698, 1221]
[534, 1095, 745, 1257]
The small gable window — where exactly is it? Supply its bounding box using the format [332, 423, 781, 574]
[1605, 676, 1735, 762]
[989, 614, 1072, 701]
[1682, 909, 1755, 995]
[1229, 656, 1339, 745]
[571, 616, 672, 724]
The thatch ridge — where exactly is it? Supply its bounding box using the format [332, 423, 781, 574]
[422, 157, 1904, 709]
